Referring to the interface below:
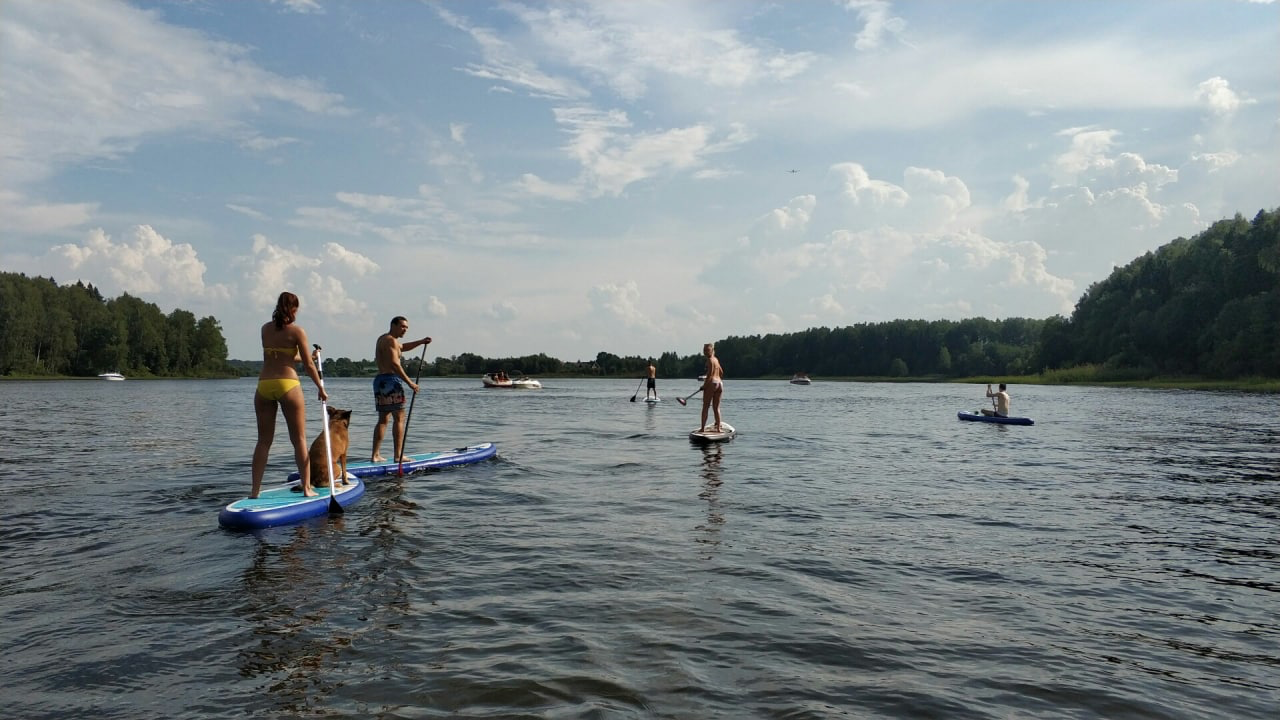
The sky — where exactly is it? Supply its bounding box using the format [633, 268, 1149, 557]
[1, 0, 1277, 363]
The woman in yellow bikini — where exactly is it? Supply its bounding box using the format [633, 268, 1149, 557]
[251, 291, 328, 499]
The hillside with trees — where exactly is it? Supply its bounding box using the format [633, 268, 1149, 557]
[4, 208, 1275, 382]
[0, 273, 232, 377]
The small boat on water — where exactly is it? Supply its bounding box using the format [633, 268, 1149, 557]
[98, 372, 125, 381]
[789, 373, 812, 385]
[957, 411, 1034, 426]
[482, 373, 542, 389]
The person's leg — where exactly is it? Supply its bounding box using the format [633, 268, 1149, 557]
[391, 408, 407, 461]
[251, 393, 277, 499]
[279, 387, 316, 496]
[372, 410, 391, 462]
[711, 384, 723, 431]
[700, 391, 711, 430]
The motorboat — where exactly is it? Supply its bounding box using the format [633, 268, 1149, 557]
[482, 373, 512, 388]
[483, 373, 541, 389]
[98, 372, 125, 381]
[789, 373, 811, 385]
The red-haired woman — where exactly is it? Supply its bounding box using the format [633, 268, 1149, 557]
[251, 291, 327, 498]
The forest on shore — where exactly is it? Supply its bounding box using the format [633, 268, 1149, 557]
[4, 208, 1277, 384]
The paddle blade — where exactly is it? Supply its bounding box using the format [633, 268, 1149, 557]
[329, 495, 344, 514]
[677, 397, 687, 406]
[630, 395, 637, 402]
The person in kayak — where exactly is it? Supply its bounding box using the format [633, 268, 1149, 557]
[982, 383, 1010, 417]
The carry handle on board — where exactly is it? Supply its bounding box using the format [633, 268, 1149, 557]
[313, 344, 343, 514]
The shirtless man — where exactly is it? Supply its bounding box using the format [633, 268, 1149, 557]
[700, 343, 724, 432]
[981, 383, 1011, 418]
[371, 316, 432, 462]
[646, 360, 658, 400]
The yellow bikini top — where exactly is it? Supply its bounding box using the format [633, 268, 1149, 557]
[263, 346, 298, 359]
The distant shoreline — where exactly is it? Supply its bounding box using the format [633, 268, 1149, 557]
[4, 374, 1276, 393]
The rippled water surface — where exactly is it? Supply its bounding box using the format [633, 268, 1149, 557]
[1, 378, 1277, 718]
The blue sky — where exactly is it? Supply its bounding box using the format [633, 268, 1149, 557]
[2, 0, 1276, 362]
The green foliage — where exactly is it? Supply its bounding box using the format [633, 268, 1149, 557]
[1054, 207, 1279, 379]
[0, 272, 234, 377]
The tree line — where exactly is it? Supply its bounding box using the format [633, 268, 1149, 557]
[4, 208, 1275, 381]
[0, 273, 231, 377]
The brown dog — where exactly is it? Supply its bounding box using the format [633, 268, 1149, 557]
[309, 406, 353, 488]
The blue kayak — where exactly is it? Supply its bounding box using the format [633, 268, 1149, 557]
[219, 478, 365, 530]
[288, 442, 498, 480]
[958, 411, 1034, 426]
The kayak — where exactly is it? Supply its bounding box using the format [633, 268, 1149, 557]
[289, 442, 498, 480]
[690, 422, 736, 443]
[957, 411, 1034, 426]
[219, 477, 365, 530]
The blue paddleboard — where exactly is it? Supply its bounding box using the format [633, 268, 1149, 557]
[289, 442, 498, 480]
[219, 478, 365, 530]
[957, 411, 1034, 426]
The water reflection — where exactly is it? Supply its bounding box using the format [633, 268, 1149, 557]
[695, 444, 724, 554]
[237, 519, 351, 714]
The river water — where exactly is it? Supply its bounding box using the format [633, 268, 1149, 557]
[0, 378, 1276, 719]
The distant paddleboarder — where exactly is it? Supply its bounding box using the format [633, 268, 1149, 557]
[646, 360, 658, 401]
[699, 343, 725, 433]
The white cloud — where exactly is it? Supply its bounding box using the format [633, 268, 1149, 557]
[50, 225, 230, 301]
[843, 0, 908, 51]
[226, 204, 267, 220]
[425, 296, 448, 318]
[0, 0, 348, 189]
[0, 190, 97, 234]
[1195, 76, 1244, 116]
[587, 281, 652, 328]
[484, 300, 518, 322]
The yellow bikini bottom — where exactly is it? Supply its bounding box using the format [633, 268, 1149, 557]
[256, 378, 301, 401]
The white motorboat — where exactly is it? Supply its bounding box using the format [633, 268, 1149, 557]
[789, 373, 811, 385]
[98, 372, 126, 381]
[482, 373, 512, 388]
[483, 373, 541, 389]
[510, 376, 542, 389]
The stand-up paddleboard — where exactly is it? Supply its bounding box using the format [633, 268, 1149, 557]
[219, 477, 365, 530]
[289, 442, 498, 480]
[690, 422, 735, 443]
[957, 411, 1034, 426]
[645, 397, 661, 404]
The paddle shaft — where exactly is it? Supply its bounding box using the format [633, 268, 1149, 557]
[312, 345, 342, 513]
[676, 387, 704, 406]
[398, 343, 429, 475]
[630, 377, 644, 402]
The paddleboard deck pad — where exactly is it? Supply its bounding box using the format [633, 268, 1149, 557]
[288, 442, 498, 480]
[645, 397, 661, 403]
[957, 411, 1034, 426]
[690, 422, 736, 443]
[219, 478, 365, 530]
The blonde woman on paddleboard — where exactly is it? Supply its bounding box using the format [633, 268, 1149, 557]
[700, 343, 725, 433]
[251, 291, 327, 499]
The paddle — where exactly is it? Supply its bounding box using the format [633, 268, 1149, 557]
[675, 387, 703, 406]
[312, 344, 343, 514]
[398, 343, 429, 476]
[629, 377, 645, 402]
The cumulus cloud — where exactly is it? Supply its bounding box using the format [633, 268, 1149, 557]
[50, 225, 230, 301]
[484, 300, 518, 322]
[1195, 76, 1245, 116]
[425, 296, 448, 318]
[843, 0, 908, 51]
[587, 281, 652, 328]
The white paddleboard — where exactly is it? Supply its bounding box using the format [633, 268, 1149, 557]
[645, 397, 661, 403]
[689, 421, 735, 442]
